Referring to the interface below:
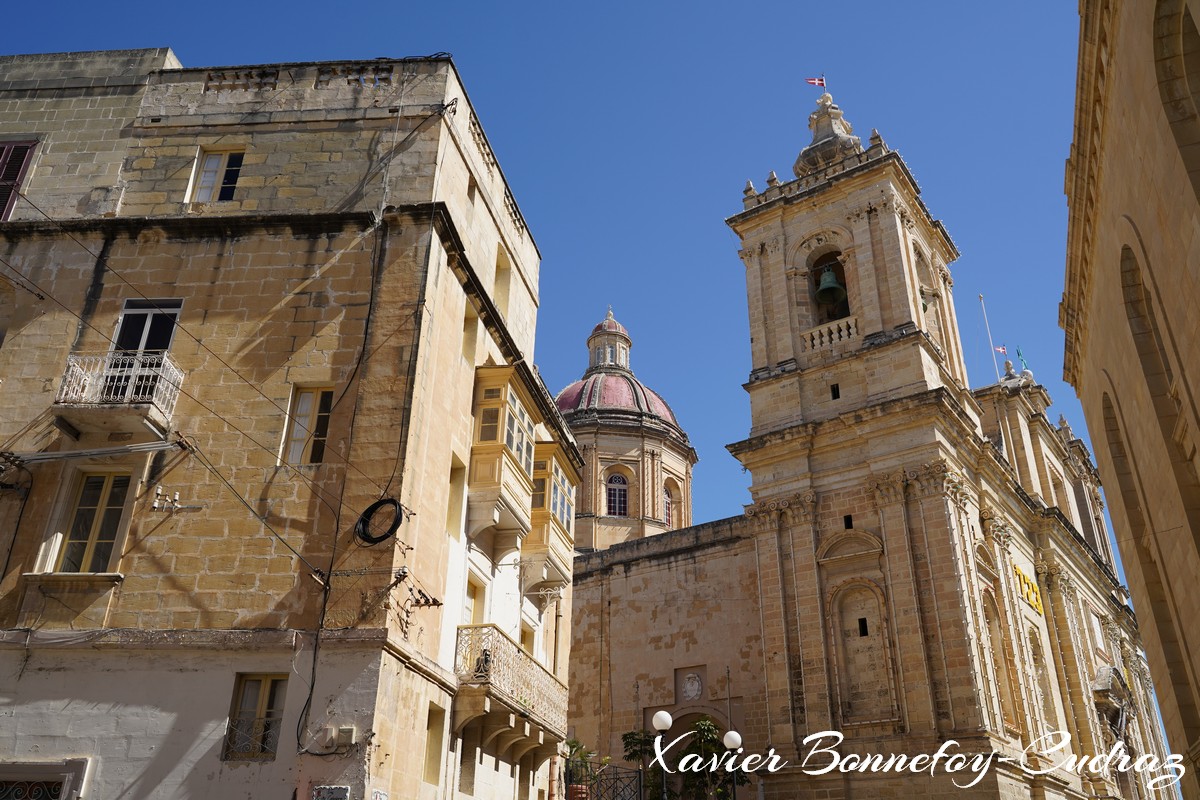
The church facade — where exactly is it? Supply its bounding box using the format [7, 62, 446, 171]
[568, 95, 1170, 799]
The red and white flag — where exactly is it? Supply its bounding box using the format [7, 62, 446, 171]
[805, 77, 826, 87]
[994, 345, 1008, 355]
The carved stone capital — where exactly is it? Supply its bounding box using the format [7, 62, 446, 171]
[763, 237, 783, 256]
[738, 248, 755, 267]
[909, 459, 960, 498]
[869, 471, 906, 507]
[744, 491, 814, 521]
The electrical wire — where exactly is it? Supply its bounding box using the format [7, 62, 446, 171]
[185, 437, 324, 578]
[4, 99, 459, 502]
[0, 250, 348, 520]
[6, 186, 390, 497]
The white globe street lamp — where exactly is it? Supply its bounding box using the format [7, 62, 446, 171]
[723, 729, 742, 800]
[650, 711, 672, 800]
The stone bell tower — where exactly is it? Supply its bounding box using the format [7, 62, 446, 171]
[719, 95, 1164, 798]
[726, 91, 988, 772]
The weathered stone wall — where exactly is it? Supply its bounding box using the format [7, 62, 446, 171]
[1063, 3, 1200, 793]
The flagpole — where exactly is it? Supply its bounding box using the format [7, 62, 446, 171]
[980, 293, 1001, 382]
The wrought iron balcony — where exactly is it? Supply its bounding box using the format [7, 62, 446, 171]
[223, 715, 283, 761]
[455, 623, 567, 738]
[54, 351, 184, 437]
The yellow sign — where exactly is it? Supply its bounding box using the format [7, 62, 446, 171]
[1013, 566, 1044, 615]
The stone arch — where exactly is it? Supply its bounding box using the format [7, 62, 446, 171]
[602, 464, 636, 518]
[1101, 390, 1200, 742]
[1119, 243, 1200, 559]
[1027, 627, 1059, 735]
[662, 475, 681, 529]
[982, 589, 1019, 732]
[827, 579, 896, 723]
[816, 529, 883, 563]
[1156, 0, 1200, 203]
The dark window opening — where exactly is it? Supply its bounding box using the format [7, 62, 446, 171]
[843, 514, 853, 529]
[0, 141, 36, 221]
[858, 618, 869, 637]
[830, 383, 840, 400]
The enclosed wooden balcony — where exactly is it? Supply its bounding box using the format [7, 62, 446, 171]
[54, 351, 184, 438]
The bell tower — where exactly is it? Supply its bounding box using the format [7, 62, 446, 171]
[729, 93, 971, 496]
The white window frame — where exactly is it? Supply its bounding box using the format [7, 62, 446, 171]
[283, 386, 334, 465]
[189, 149, 245, 203]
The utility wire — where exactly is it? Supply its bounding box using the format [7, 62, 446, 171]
[185, 437, 324, 578]
[0, 250, 348, 520]
[7, 186, 389, 497]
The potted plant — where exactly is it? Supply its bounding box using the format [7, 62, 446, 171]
[565, 738, 600, 800]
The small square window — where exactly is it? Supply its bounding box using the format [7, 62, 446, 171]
[191, 150, 244, 202]
[858, 618, 869, 637]
[58, 473, 131, 573]
[284, 387, 334, 465]
[224, 674, 287, 761]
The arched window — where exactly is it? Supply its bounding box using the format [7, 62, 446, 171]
[663, 484, 673, 529]
[1028, 630, 1059, 734]
[606, 474, 628, 517]
[983, 592, 1018, 732]
[811, 251, 851, 323]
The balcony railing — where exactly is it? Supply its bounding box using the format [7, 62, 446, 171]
[455, 623, 568, 736]
[55, 351, 183, 417]
[800, 316, 858, 352]
[223, 715, 283, 761]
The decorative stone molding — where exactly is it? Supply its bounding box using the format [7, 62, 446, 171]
[763, 237, 783, 256]
[797, 230, 842, 258]
[869, 471, 906, 506]
[908, 459, 964, 499]
[744, 491, 815, 522]
[469, 112, 498, 176]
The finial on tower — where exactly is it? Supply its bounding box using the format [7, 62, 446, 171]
[793, 92, 864, 178]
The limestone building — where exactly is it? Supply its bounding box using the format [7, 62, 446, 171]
[1062, 2, 1200, 794]
[0, 49, 579, 800]
[570, 95, 1170, 799]
[555, 310, 696, 551]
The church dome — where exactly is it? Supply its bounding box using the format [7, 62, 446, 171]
[555, 309, 684, 431]
[556, 372, 679, 426]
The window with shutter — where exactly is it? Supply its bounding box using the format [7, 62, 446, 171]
[0, 142, 36, 221]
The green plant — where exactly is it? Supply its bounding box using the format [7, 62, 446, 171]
[565, 738, 598, 784]
[676, 717, 749, 800]
[622, 729, 676, 800]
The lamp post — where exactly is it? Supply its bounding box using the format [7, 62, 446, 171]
[651, 711, 672, 800]
[722, 730, 742, 800]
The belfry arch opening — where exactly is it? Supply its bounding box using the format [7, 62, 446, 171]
[811, 251, 850, 324]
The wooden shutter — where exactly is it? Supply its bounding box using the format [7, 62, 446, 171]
[0, 142, 36, 221]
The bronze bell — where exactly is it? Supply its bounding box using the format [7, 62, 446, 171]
[814, 266, 847, 305]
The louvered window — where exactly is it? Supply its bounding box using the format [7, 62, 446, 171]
[0, 142, 36, 221]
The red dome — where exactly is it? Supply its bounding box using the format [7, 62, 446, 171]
[590, 314, 629, 338]
[555, 371, 679, 427]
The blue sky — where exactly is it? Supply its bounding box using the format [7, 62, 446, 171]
[16, 2, 1087, 529]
